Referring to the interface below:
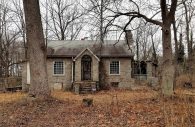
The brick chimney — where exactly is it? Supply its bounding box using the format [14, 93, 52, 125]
[125, 30, 133, 45]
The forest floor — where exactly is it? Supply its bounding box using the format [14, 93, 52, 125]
[0, 86, 195, 127]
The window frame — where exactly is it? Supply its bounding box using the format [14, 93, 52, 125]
[109, 60, 120, 75]
[53, 60, 65, 76]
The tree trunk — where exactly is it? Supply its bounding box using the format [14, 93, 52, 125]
[100, 0, 104, 43]
[183, 1, 192, 60]
[192, 52, 195, 87]
[161, 24, 175, 96]
[191, 33, 195, 87]
[172, 20, 178, 62]
[23, 0, 50, 99]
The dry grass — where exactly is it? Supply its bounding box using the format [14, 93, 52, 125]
[0, 87, 194, 127]
[0, 87, 156, 105]
[176, 73, 195, 89]
[52, 87, 157, 105]
[0, 92, 26, 103]
[162, 91, 195, 127]
[175, 88, 195, 96]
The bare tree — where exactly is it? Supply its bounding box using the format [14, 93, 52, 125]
[0, 0, 23, 89]
[43, 0, 85, 40]
[180, 0, 195, 85]
[134, 21, 160, 61]
[182, 0, 194, 60]
[11, 0, 27, 59]
[178, 33, 185, 63]
[23, 0, 50, 98]
[85, 0, 113, 41]
[174, 0, 195, 85]
[106, 0, 178, 95]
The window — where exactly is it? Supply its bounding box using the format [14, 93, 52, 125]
[53, 61, 64, 75]
[110, 61, 120, 75]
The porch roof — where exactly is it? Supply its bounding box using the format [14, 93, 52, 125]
[73, 48, 100, 61]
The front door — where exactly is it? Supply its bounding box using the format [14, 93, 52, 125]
[81, 55, 92, 80]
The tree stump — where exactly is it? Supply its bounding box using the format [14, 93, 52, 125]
[82, 98, 93, 107]
[183, 82, 192, 88]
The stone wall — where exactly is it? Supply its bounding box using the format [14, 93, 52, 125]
[21, 62, 28, 91]
[21, 57, 134, 91]
[100, 58, 134, 89]
[22, 59, 73, 91]
[47, 58, 73, 90]
[147, 62, 153, 78]
[75, 59, 81, 81]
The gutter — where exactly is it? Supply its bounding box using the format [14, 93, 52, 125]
[71, 57, 74, 83]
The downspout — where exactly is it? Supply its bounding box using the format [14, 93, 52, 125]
[71, 57, 74, 83]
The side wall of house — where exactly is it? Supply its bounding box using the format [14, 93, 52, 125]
[21, 59, 73, 91]
[101, 58, 134, 89]
[21, 62, 30, 92]
[21, 62, 27, 91]
[47, 58, 73, 90]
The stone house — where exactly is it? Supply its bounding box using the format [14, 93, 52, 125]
[22, 40, 139, 92]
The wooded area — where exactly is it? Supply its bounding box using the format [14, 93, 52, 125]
[0, 0, 194, 95]
[0, 0, 195, 126]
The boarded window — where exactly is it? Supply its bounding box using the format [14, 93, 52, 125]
[110, 61, 120, 74]
[54, 61, 64, 75]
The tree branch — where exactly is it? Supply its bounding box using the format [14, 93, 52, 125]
[114, 11, 163, 26]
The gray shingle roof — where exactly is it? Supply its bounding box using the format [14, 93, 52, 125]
[47, 40, 133, 58]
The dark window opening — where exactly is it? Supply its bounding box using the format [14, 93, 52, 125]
[111, 82, 119, 87]
[132, 61, 147, 75]
[110, 61, 120, 74]
[54, 61, 64, 75]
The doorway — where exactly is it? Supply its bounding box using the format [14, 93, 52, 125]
[81, 55, 92, 80]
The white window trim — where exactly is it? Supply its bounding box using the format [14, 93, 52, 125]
[53, 60, 65, 76]
[109, 60, 120, 75]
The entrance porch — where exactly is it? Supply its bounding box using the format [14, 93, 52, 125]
[73, 48, 100, 94]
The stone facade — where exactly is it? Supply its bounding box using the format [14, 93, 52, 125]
[100, 58, 134, 89]
[22, 57, 134, 91]
[47, 58, 73, 90]
[21, 48, 135, 91]
[22, 58, 73, 91]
